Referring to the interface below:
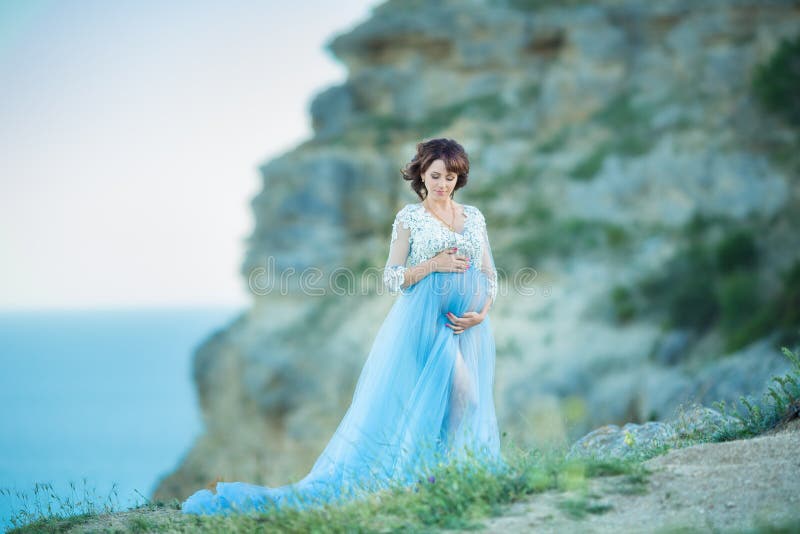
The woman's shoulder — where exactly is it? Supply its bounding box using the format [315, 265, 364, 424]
[463, 204, 486, 224]
[400, 202, 421, 211]
[396, 202, 419, 218]
[393, 203, 422, 230]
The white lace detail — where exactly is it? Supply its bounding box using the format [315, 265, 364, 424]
[383, 203, 497, 304]
[383, 264, 407, 295]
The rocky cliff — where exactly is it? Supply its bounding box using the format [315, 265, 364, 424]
[153, 0, 800, 501]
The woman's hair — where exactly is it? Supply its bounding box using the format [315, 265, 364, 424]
[401, 138, 470, 201]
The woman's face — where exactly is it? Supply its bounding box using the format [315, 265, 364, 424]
[422, 159, 457, 199]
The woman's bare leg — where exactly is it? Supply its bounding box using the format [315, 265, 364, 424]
[446, 344, 478, 441]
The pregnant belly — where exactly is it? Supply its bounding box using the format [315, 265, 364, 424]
[428, 264, 490, 318]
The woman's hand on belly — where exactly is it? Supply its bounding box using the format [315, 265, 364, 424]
[444, 310, 485, 335]
[429, 247, 470, 273]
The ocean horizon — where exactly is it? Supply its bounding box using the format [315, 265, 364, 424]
[0, 305, 243, 529]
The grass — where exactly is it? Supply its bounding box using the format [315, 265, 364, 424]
[5, 345, 800, 533]
[708, 346, 800, 441]
[2, 443, 648, 532]
[556, 495, 613, 519]
[1, 478, 127, 532]
[657, 345, 800, 451]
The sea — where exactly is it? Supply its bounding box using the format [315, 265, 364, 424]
[0, 306, 242, 530]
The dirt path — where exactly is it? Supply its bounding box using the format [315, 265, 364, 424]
[465, 420, 800, 533]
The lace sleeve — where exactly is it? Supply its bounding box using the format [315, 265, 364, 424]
[479, 212, 498, 308]
[383, 207, 411, 295]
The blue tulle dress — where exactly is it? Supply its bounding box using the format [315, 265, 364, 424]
[181, 202, 504, 516]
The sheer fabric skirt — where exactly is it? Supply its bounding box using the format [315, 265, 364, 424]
[181, 264, 504, 516]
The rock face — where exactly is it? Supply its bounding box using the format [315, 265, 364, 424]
[153, 0, 800, 501]
[566, 404, 746, 462]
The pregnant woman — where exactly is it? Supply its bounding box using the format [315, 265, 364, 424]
[182, 137, 503, 516]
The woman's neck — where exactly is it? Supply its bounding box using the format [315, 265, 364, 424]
[422, 197, 455, 211]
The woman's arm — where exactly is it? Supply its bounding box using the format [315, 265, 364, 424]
[400, 257, 437, 288]
[479, 215, 498, 311]
[383, 214, 412, 294]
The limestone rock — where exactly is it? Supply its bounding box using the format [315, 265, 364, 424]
[156, 0, 800, 501]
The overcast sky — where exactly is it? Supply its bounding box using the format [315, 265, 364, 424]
[0, 0, 381, 311]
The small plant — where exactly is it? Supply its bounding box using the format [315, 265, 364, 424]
[632, 224, 800, 353]
[711, 346, 800, 441]
[611, 285, 636, 324]
[1, 478, 125, 532]
[717, 271, 763, 352]
[537, 126, 570, 153]
[752, 32, 800, 126]
[570, 143, 609, 181]
[715, 230, 758, 274]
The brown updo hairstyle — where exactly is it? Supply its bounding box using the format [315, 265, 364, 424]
[401, 138, 469, 201]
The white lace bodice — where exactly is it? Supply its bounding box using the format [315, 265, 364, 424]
[383, 202, 498, 306]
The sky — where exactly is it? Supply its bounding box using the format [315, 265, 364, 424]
[0, 0, 382, 311]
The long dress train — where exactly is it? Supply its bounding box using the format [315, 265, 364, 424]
[181, 202, 504, 516]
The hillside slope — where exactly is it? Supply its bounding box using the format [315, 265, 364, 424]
[467, 420, 800, 533]
[13, 418, 796, 533]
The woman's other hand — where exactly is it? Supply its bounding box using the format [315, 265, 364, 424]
[444, 310, 485, 334]
[429, 247, 470, 273]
